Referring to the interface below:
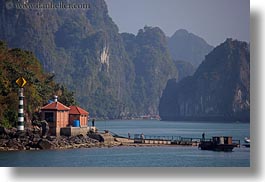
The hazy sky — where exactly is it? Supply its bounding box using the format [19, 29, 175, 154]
[105, 0, 249, 46]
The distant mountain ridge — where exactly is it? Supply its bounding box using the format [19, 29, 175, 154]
[159, 39, 250, 122]
[168, 29, 214, 68]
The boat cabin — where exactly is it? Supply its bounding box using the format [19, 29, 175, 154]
[199, 136, 239, 152]
[212, 136, 233, 145]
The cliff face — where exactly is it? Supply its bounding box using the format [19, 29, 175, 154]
[0, 1, 178, 118]
[0, 0, 135, 118]
[122, 26, 178, 115]
[173, 60, 195, 81]
[159, 39, 250, 122]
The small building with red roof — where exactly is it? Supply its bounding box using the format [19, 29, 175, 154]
[69, 106, 89, 127]
[41, 101, 70, 136]
[41, 96, 89, 136]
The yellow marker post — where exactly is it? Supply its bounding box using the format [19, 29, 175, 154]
[16, 77, 27, 131]
[16, 77, 27, 88]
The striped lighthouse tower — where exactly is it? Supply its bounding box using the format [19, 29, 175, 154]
[16, 77, 27, 131]
[17, 88, 24, 131]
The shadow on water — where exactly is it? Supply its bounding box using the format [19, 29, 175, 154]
[8, 11, 262, 180]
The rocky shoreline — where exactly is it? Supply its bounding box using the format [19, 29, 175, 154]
[0, 127, 119, 151]
[0, 126, 199, 152]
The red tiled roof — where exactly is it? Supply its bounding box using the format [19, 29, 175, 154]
[69, 106, 89, 115]
[41, 102, 70, 111]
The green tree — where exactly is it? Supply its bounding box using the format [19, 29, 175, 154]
[0, 41, 76, 128]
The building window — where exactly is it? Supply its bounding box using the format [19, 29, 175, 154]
[45, 112, 54, 122]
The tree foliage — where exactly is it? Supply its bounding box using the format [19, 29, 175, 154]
[0, 41, 76, 128]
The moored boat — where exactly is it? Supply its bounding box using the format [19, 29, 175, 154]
[199, 136, 239, 152]
[244, 137, 250, 143]
[243, 137, 250, 148]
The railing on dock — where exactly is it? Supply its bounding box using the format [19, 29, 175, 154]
[133, 134, 202, 146]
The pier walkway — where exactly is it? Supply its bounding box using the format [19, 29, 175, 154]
[134, 134, 202, 146]
[105, 131, 241, 147]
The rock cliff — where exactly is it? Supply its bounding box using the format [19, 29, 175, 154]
[121, 26, 178, 115]
[0, 0, 135, 118]
[159, 39, 250, 122]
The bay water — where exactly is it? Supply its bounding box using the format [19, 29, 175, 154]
[0, 120, 250, 167]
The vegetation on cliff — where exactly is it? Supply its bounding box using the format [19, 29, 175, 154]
[0, 41, 75, 128]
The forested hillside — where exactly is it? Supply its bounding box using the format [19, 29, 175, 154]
[0, 41, 75, 127]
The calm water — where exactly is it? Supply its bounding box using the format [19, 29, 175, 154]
[0, 120, 250, 167]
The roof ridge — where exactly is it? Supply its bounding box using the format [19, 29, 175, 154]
[69, 105, 88, 115]
[41, 101, 70, 110]
[76, 106, 82, 114]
